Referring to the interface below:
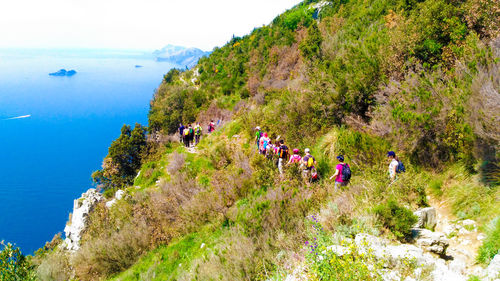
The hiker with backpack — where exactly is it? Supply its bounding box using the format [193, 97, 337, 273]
[266, 140, 275, 160]
[259, 133, 270, 155]
[179, 123, 185, 142]
[387, 151, 405, 181]
[287, 149, 302, 165]
[208, 120, 215, 133]
[329, 155, 351, 191]
[277, 139, 289, 174]
[183, 126, 190, 147]
[194, 123, 203, 145]
[302, 148, 317, 180]
[255, 126, 262, 152]
[187, 124, 195, 147]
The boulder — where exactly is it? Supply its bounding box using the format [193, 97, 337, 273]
[448, 258, 467, 275]
[484, 254, 500, 281]
[105, 189, 126, 208]
[63, 189, 103, 251]
[414, 207, 437, 230]
[461, 219, 476, 227]
[411, 228, 449, 255]
[325, 245, 349, 256]
[353, 233, 465, 280]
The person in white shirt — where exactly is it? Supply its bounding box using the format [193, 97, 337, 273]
[387, 151, 399, 181]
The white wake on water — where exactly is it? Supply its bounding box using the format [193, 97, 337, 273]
[2, 115, 31, 120]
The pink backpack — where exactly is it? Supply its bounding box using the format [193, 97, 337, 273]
[291, 155, 302, 163]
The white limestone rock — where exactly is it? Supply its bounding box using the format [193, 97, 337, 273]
[461, 219, 477, 227]
[448, 258, 467, 275]
[353, 233, 465, 281]
[414, 207, 437, 230]
[324, 245, 349, 256]
[105, 189, 126, 208]
[412, 228, 449, 255]
[484, 254, 500, 281]
[63, 189, 103, 251]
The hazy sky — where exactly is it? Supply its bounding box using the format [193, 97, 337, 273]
[0, 0, 302, 51]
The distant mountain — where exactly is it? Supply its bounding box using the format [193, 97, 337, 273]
[153, 45, 210, 68]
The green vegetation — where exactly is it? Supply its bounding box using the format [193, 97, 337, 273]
[374, 200, 418, 240]
[0, 242, 36, 281]
[92, 124, 147, 195]
[26, 0, 500, 279]
[478, 217, 500, 264]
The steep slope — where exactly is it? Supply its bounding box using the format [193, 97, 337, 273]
[28, 0, 500, 280]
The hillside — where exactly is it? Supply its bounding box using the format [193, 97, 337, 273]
[2, 0, 499, 280]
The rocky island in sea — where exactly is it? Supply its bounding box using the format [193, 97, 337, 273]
[49, 69, 77, 76]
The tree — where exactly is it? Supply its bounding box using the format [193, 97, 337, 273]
[299, 21, 323, 61]
[92, 123, 147, 191]
[0, 243, 36, 281]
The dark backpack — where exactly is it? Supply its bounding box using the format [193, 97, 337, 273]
[396, 161, 406, 173]
[279, 145, 289, 159]
[341, 163, 351, 182]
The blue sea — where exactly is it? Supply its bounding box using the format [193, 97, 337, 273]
[0, 48, 177, 254]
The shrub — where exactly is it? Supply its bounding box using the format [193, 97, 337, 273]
[73, 221, 152, 280]
[35, 250, 72, 281]
[92, 124, 147, 190]
[307, 241, 385, 281]
[374, 200, 418, 240]
[0, 242, 36, 281]
[428, 178, 444, 196]
[299, 21, 322, 60]
[477, 217, 500, 264]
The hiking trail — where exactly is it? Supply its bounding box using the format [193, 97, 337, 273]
[429, 196, 485, 275]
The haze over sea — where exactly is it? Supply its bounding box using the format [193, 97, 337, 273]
[0, 48, 176, 253]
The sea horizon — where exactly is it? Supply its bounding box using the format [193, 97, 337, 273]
[0, 48, 177, 253]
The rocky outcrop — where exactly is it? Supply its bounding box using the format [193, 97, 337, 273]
[63, 189, 103, 251]
[105, 189, 126, 208]
[353, 233, 464, 281]
[414, 207, 437, 230]
[411, 228, 449, 255]
[484, 254, 500, 281]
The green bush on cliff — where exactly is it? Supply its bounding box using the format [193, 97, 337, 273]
[0, 242, 36, 281]
[374, 200, 418, 240]
[92, 123, 147, 193]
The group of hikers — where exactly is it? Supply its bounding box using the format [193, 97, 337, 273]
[178, 120, 216, 147]
[254, 126, 405, 188]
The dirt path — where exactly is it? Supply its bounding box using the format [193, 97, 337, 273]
[429, 196, 484, 275]
[186, 145, 198, 154]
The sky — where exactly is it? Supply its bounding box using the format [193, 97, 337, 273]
[0, 0, 302, 51]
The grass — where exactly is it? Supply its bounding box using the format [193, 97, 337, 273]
[477, 217, 500, 264]
[134, 161, 167, 188]
[109, 226, 222, 281]
[439, 165, 500, 225]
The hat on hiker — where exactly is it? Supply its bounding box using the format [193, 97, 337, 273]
[387, 151, 396, 157]
[305, 148, 310, 153]
[293, 148, 299, 154]
[263, 133, 268, 137]
[256, 126, 261, 130]
[337, 155, 344, 161]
